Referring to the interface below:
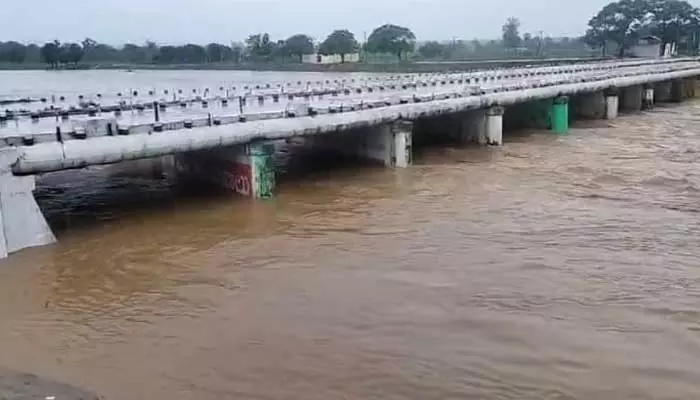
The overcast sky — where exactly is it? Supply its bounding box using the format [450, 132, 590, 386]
[4, 0, 700, 45]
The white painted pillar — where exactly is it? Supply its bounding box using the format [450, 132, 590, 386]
[605, 89, 619, 120]
[642, 86, 655, 110]
[485, 106, 503, 145]
[392, 121, 412, 168]
[0, 149, 55, 259]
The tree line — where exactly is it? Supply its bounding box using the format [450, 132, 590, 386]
[0, 0, 695, 68]
[0, 24, 417, 68]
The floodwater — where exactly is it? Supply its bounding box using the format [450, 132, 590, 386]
[1, 97, 700, 399]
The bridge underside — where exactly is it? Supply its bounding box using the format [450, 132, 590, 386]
[2, 76, 700, 259]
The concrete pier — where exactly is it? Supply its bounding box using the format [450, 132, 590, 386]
[306, 121, 413, 168]
[605, 89, 620, 119]
[175, 142, 275, 198]
[486, 107, 504, 145]
[642, 85, 655, 110]
[572, 91, 606, 119]
[620, 85, 642, 112]
[655, 81, 672, 102]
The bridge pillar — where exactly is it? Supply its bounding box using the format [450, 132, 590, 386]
[605, 88, 619, 120]
[642, 85, 654, 110]
[571, 91, 606, 119]
[551, 96, 569, 135]
[671, 79, 685, 102]
[175, 142, 276, 198]
[655, 81, 672, 103]
[620, 85, 642, 112]
[307, 121, 412, 167]
[0, 149, 56, 259]
[485, 106, 503, 145]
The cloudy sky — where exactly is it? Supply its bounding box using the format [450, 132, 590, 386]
[4, 0, 700, 45]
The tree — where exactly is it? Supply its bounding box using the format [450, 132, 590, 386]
[318, 29, 359, 62]
[418, 41, 447, 59]
[206, 43, 232, 62]
[648, 0, 700, 50]
[502, 17, 522, 49]
[121, 43, 148, 63]
[366, 24, 416, 61]
[587, 0, 654, 57]
[59, 43, 83, 65]
[0, 41, 27, 63]
[245, 33, 275, 61]
[40, 41, 61, 68]
[284, 34, 314, 62]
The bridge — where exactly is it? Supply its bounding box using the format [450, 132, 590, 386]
[0, 57, 699, 258]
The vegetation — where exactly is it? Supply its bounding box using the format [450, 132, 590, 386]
[0, 1, 697, 70]
[584, 0, 700, 56]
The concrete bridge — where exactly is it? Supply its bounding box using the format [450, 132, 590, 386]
[1, 57, 699, 259]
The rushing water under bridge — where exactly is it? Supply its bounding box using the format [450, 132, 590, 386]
[1, 57, 700, 259]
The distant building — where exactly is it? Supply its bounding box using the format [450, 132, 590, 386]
[630, 36, 663, 58]
[302, 53, 360, 64]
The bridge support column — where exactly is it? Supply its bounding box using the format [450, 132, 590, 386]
[571, 91, 606, 119]
[655, 81, 672, 103]
[642, 85, 654, 110]
[306, 121, 412, 167]
[671, 79, 685, 102]
[605, 88, 619, 119]
[485, 106, 503, 145]
[0, 150, 55, 258]
[175, 142, 276, 198]
[551, 96, 569, 135]
[620, 85, 642, 112]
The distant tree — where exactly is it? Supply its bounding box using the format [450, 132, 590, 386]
[366, 24, 416, 61]
[245, 33, 275, 61]
[284, 34, 314, 62]
[59, 43, 83, 65]
[121, 43, 148, 63]
[418, 41, 446, 59]
[24, 44, 41, 63]
[230, 42, 244, 63]
[144, 40, 159, 63]
[648, 0, 700, 50]
[587, 0, 654, 57]
[0, 41, 27, 63]
[502, 17, 522, 49]
[205, 43, 232, 62]
[40, 41, 61, 68]
[180, 44, 207, 63]
[318, 29, 359, 62]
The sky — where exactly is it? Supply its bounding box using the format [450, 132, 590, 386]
[4, 0, 700, 45]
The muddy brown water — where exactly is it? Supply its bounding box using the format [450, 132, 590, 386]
[1, 102, 700, 400]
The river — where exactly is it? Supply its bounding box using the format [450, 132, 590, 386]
[0, 76, 700, 399]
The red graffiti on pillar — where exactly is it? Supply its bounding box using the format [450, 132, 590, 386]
[225, 162, 252, 197]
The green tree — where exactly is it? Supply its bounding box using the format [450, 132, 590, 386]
[366, 24, 416, 61]
[205, 43, 232, 62]
[318, 29, 359, 62]
[245, 33, 275, 61]
[284, 34, 314, 62]
[502, 17, 522, 49]
[40, 41, 61, 68]
[587, 0, 654, 57]
[59, 43, 83, 65]
[417, 41, 447, 59]
[0, 41, 27, 63]
[648, 0, 700, 50]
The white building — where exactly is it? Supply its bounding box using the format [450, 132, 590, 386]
[302, 53, 360, 64]
[630, 36, 663, 58]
